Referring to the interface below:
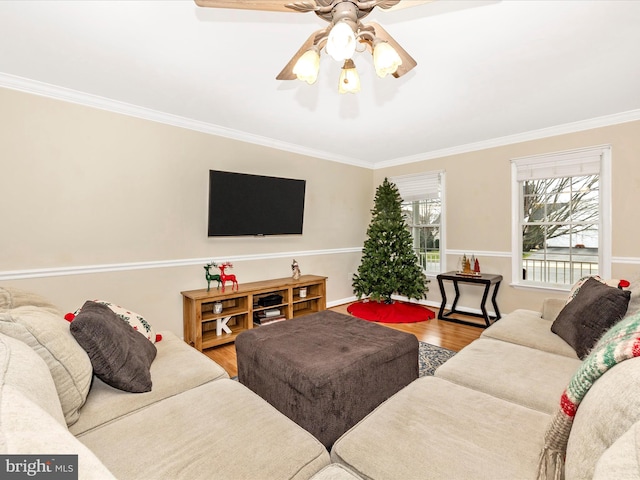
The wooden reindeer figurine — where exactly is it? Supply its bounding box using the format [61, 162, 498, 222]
[218, 262, 238, 292]
[204, 262, 221, 292]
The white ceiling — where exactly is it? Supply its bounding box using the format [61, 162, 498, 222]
[1, 0, 639, 168]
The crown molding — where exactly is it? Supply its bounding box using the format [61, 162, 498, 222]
[0, 73, 373, 169]
[375, 109, 640, 169]
[1, 72, 638, 170]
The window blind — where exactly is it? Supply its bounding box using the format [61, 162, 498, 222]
[512, 147, 605, 181]
[389, 171, 442, 202]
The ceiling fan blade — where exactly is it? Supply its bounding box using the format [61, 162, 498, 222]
[370, 0, 402, 10]
[276, 29, 326, 80]
[194, 0, 299, 13]
[386, 0, 434, 11]
[285, 1, 320, 13]
[369, 22, 417, 77]
[194, 0, 432, 12]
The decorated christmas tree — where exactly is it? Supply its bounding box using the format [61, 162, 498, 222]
[352, 178, 429, 303]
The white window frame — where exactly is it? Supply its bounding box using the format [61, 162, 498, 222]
[510, 145, 611, 291]
[390, 170, 446, 275]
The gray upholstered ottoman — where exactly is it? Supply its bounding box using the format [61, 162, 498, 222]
[236, 310, 419, 449]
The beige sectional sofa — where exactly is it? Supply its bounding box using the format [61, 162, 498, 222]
[331, 297, 640, 479]
[0, 287, 332, 480]
[3, 283, 640, 480]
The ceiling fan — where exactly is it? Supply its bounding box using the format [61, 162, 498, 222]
[194, 0, 430, 93]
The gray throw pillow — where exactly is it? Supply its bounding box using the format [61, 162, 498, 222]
[552, 277, 631, 359]
[70, 301, 157, 393]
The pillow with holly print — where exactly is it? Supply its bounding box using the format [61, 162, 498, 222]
[67, 300, 160, 343]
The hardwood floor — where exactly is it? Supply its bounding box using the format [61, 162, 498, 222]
[203, 303, 483, 378]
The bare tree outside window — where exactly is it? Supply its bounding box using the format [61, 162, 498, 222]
[521, 174, 599, 284]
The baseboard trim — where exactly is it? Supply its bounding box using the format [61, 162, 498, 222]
[328, 296, 359, 308]
[0, 247, 362, 281]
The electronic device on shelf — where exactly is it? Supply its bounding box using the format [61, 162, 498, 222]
[257, 294, 284, 307]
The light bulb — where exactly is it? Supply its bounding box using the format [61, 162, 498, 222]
[338, 59, 360, 94]
[326, 22, 356, 62]
[373, 41, 402, 78]
[293, 48, 320, 84]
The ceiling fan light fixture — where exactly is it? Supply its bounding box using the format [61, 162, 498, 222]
[326, 21, 357, 62]
[373, 40, 402, 78]
[293, 48, 320, 84]
[195, 0, 419, 93]
[338, 59, 360, 94]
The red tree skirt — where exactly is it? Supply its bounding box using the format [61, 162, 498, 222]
[347, 300, 435, 324]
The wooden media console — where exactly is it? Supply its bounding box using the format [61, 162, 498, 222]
[181, 275, 327, 351]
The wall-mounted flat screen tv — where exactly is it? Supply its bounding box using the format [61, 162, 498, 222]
[208, 170, 306, 236]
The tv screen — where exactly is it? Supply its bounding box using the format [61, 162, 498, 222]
[208, 170, 306, 236]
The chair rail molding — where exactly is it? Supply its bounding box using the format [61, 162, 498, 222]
[445, 249, 511, 258]
[0, 247, 362, 281]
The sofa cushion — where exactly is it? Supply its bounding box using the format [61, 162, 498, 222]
[0, 327, 113, 478]
[624, 274, 640, 317]
[0, 387, 116, 479]
[0, 333, 65, 426]
[0, 286, 62, 314]
[481, 308, 578, 358]
[541, 297, 566, 322]
[310, 464, 364, 480]
[551, 277, 630, 359]
[71, 301, 157, 393]
[78, 379, 330, 480]
[69, 330, 228, 436]
[0, 306, 92, 426]
[565, 356, 640, 480]
[434, 338, 581, 414]
[593, 420, 640, 480]
[331, 376, 550, 480]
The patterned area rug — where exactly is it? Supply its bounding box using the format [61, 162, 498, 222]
[419, 341, 456, 377]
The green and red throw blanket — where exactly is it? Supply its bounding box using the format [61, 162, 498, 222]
[538, 311, 640, 480]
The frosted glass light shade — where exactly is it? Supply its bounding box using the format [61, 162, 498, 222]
[373, 41, 402, 78]
[326, 22, 356, 62]
[338, 59, 360, 94]
[293, 49, 320, 84]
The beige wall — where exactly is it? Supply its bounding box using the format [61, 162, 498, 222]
[376, 120, 640, 315]
[2, 85, 639, 335]
[0, 87, 372, 335]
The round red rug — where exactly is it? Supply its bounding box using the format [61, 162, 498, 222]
[347, 300, 435, 324]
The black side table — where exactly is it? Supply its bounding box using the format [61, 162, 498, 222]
[437, 271, 503, 328]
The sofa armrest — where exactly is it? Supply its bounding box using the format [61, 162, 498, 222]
[542, 298, 566, 321]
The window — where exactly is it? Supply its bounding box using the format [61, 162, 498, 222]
[511, 146, 611, 289]
[390, 171, 445, 274]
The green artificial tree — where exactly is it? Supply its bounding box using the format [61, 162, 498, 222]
[352, 178, 429, 303]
